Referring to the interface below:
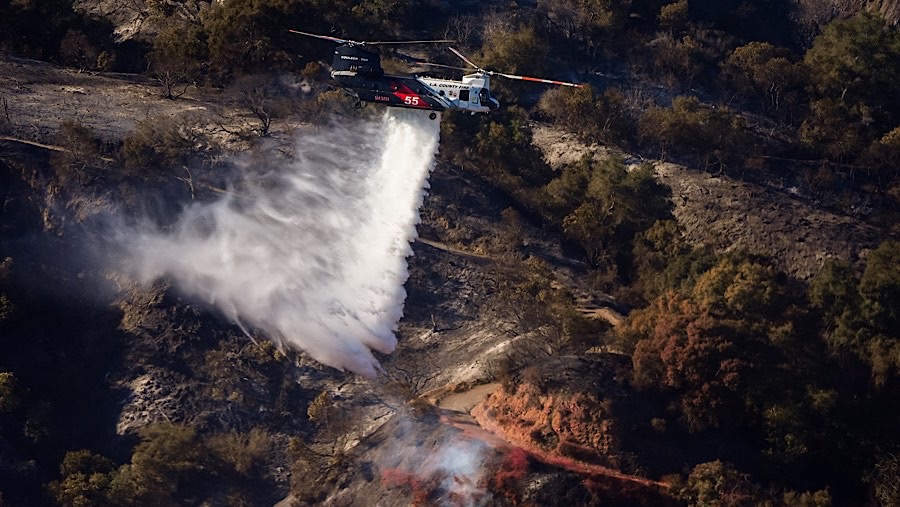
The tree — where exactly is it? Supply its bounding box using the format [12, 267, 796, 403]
[120, 114, 208, 174]
[111, 423, 207, 505]
[857, 241, 900, 383]
[538, 86, 635, 144]
[632, 219, 716, 301]
[811, 241, 900, 384]
[658, 0, 689, 35]
[49, 450, 118, 507]
[646, 33, 715, 87]
[629, 292, 753, 432]
[691, 255, 786, 321]
[59, 30, 100, 72]
[0, 371, 21, 414]
[639, 95, 750, 172]
[803, 12, 900, 136]
[799, 98, 865, 162]
[200, 0, 302, 84]
[51, 120, 103, 186]
[229, 74, 290, 137]
[872, 454, 900, 507]
[451, 106, 555, 212]
[206, 428, 271, 476]
[722, 41, 806, 115]
[808, 260, 858, 327]
[671, 461, 761, 507]
[557, 157, 672, 272]
[0, 257, 16, 323]
[477, 23, 550, 101]
[492, 258, 596, 365]
[148, 20, 205, 99]
[861, 126, 900, 191]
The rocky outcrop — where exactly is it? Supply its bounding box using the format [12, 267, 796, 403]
[654, 161, 880, 280]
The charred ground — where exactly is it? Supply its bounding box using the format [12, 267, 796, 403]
[2, 1, 900, 506]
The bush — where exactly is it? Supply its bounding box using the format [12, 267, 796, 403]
[49, 450, 118, 507]
[639, 95, 750, 172]
[722, 41, 806, 116]
[58, 30, 99, 72]
[51, 120, 102, 185]
[149, 20, 206, 99]
[810, 241, 900, 384]
[550, 157, 672, 274]
[111, 423, 207, 505]
[0, 371, 21, 413]
[537, 86, 635, 145]
[120, 114, 207, 174]
[207, 428, 271, 476]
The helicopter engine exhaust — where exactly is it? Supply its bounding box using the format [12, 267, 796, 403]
[125, 109, 440, 377]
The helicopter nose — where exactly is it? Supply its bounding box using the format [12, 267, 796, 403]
[489, 98, 500, 110]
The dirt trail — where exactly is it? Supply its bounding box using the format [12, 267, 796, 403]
[424, 382, 502, 413]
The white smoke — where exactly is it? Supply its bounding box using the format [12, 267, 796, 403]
[125, 109, 440, 377]
[428, 438, 491, 506]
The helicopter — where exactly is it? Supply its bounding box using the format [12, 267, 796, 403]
[289, 30, 583, 119]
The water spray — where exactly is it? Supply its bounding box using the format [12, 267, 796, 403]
[126, 109, 440, 376]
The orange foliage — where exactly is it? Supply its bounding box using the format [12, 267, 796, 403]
[630, 292, 752, 432]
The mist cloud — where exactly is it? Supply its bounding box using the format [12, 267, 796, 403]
[125, 110, 440, 377]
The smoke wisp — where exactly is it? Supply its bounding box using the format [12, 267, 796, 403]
[126, 109, 440, 377]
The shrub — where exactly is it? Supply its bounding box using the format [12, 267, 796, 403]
[149, 20, 206, 99]
[51, 120, 101, 185]
[0, 371, 21, 413]
[58, 30, 99, 72]
[111, 423, 207, 505]
[49, 450, 118, 507]
[537, 86, 635, 145]
[207, 428, 271, 476]
[552, 157, 672, 274]
[120, 114, 207, 174]
[639, 95, 750, 172]
[722, 41, 806, 116]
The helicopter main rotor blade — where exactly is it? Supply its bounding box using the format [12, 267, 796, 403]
[492, 71, 584, 88]
[413, 60, 471, 71]
[365, 39, 455, 45]
[288, 30, 354, 45]
[448, 47, 480, 70]
[288, 30, 451, 46]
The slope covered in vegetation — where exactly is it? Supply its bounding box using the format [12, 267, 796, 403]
[1, 0, 899, 506]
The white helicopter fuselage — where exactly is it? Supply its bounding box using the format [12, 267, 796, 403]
[417, 73, 500, 114]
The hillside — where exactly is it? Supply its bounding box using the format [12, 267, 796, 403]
[2, 1, 900, 506]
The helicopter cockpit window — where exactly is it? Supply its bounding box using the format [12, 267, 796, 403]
[471, 88, 480, 104]
[479, 88, 490, 103]
[459, 89, 469, 102]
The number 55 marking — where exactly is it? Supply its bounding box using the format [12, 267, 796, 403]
[404, 96, 420, 106]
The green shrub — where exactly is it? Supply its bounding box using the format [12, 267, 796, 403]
[639, 95, 750, 172]
[49, 450, 118, 507]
